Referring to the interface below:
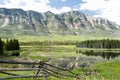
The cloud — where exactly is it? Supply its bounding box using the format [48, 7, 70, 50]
[80, 0, 106, 11]
[59, 7, 72, 13]
[80, 0, 120, 24]
[61, 0, 67, 2]
[0, 0, 52, 12]
[0, 0, 72, 14]
[0, 0, 73, 15]
[1, 0, 119, 25]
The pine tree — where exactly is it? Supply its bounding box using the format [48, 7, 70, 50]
[76, 39, 120, 49]
[0, 38, 4, 54]
[5, 39, 20, 51]
[14, 39, 20, 50]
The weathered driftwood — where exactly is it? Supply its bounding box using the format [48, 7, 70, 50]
[0, 68, 40, 71]
[0, 75, 49, 80]
[0, 71, 19, 76]
[0, 60, 80, 79]
[0, 60, 39, 64]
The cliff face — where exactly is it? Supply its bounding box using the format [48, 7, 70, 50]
[0, 8, 119, 36]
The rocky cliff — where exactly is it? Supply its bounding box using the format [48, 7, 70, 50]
[0, 8, 119, 37]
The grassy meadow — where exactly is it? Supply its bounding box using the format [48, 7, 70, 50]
[16, 34, 116, 42]
[0, 34, 120, 80]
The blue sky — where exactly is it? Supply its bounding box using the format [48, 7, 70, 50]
[49, 0, 82, 9]
[0, 0, 120, 24]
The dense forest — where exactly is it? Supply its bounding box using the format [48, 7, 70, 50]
[0, 38, 20, 56]
[76, 39, 120, 49]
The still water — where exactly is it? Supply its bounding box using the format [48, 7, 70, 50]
[76, 50, 120, 59]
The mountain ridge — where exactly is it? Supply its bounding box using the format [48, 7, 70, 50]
[0, 8, 119, 37]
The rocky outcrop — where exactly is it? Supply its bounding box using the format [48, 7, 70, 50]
[0, 8, 119, 36]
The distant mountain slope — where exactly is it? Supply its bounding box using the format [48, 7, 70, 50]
[0, 8, 119, 37]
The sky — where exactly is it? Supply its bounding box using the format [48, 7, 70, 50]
[0, 0, 120, 24]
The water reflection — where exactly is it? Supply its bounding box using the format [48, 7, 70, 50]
[76, 50, 120, 59]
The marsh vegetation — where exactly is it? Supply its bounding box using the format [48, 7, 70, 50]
[0, 37, 120, 80]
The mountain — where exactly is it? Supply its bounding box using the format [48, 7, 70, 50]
[0, 8, 119, 37]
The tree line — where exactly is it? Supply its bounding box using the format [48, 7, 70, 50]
[21, 40, 77, 46]
[0, 38, 20, 56]
[76, 39, 120, 49]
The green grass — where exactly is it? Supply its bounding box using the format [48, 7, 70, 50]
[16, 34, 86, 42]
[70, 60, 120, 80]
[1, 35, 120, 80]
[16, 34, 116, 42]
[1, 60, 120, 80]
[93, 60, 120, 80]
[20, 45, 83, 60]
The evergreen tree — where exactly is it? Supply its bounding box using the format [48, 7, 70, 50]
[0, 38, 4, 54]
[14, 39, 20, 50]
[76, 39, 120, 49]
[5, 39, 20, 51]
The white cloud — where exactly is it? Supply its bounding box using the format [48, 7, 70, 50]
[2, 0, 119, 25]
[0, 0, 72, 14]
[0, 0, 52, 13]
[59, 7, 72, 13]
[80, 0, 120, 24]
[80, 0, 106, 11]
[61, 0, 67, 2]
[0, 0, 58, 13]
